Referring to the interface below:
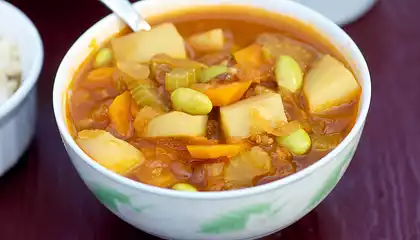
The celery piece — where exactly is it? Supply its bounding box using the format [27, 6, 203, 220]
[200, 65, 229, 83]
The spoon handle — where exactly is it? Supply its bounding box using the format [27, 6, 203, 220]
[99, 0, 151, 32]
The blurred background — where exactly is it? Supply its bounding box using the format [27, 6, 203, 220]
[1, 0, 420, 239]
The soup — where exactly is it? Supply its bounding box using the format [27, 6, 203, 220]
[67, 6, 361, 192]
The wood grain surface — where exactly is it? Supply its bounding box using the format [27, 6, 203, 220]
[1, 0, 419, 239]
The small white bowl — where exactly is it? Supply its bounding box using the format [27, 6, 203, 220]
[0, 1, 43, 175]
[53, 0, 371, 239]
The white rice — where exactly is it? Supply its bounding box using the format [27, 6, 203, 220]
[0, 37, 20, 106]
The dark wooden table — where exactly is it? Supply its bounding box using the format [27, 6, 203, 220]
[1, 0, 419, 239]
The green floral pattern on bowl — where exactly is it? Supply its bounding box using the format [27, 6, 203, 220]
[306, 145, 356, 211]
[78, 137, 360, 239]
[89, 183, 150, 213]
[199, 203, 272, 234]
[197, 144, 357, 235]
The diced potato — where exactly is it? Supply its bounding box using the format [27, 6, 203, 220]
[133, 106, 162, 136]
[188, 29, 225, 52]
[303, 55, 361, 113]
[117, 61, 150, 80]
[76, 130, 145, 175]
[112, 23, 186, 63]
[256, 33, 318, 70]
[220, 93, 287, 140]
[204, 162, 225, 177]
[224, 146, 272, 188]
[146, 111, 208, 137]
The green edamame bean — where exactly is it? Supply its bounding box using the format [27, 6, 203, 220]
[275, 55, 303, 93]
[172, 183, 198, 192]
[277, 128, 311, 155]
[171, 88, 213, 115]
[94, 48, 113, 68]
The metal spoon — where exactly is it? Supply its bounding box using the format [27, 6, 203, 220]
[99, 0, 151, 32]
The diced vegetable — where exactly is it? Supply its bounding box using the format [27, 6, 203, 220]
[76, 130, 145, 174]
[151, 54, 207, 69]
[134, 158, 178, 188]
[265, 120, 303, 137]
[165, 68, 198, 91]
[303, 55, 361, 113]
[254, 85, 275, 95]
[192, 80, 252, 106]
[117, 61, 150, 80]
[112, 23, 186, 63]
[146, 111, 208, 137]
[109, 91, 132, 136]
[93, 48, 113, 68]
[224, 146, 272, 188]
[186, 144, 249, 159]
[233, 44, 265, 67]
[200, 65, 228, 83]
[128, 80, 168, 112]
[197, 51, 232, 66]
[312, 133, 343, 151]
[172, 183, 198, 192]
[133, 106, 162, 136]
[235, 64, 272, 83]
[171, 88, 213, 115]
[83, 67, 115, 89]
[275, 55, 303, 92]
[256, 33, 318, 70]
[277, 128, 311, 155]
[220, 92, 287, 140]
[204, 162, 226, 190]
[188, 29, 225, 52]
[204, 162, 225, 177]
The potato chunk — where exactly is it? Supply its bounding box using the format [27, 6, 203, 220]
[220, 93, 287, 140]
[76, 130, 145, 175]
[303, 55, 361, 113]
[188, 29, 224, 52]
[112, 23, 186, 63]
[224, 146, 272, 188]
[146, 111, 208, 137]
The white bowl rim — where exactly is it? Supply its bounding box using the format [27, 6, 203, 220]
[0, 1, 44, 121]
[53, 0, 371, 200]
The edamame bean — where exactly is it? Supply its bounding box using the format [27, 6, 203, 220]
[275, 55, 303, 92]
[277, 128, 311, 155]
[171, 88, 213, 115]
[94, 48, 113, 68]
[172, 183, 198, 192]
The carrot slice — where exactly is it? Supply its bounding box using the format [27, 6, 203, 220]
[84, 67, 115, 89]
[192, 81, 252, 106]
[187, 144, 249, 159]
[109, 91, 132, 136]
[233, 44, 265, 67]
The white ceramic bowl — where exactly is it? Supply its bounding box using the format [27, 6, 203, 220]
[0, 1, 43, 175]
[293, 0, 377, 25]
[53, 0, 371, 239]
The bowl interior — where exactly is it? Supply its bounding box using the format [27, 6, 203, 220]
[53, 0, 371, 199]
[0, 1, 43, 119]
